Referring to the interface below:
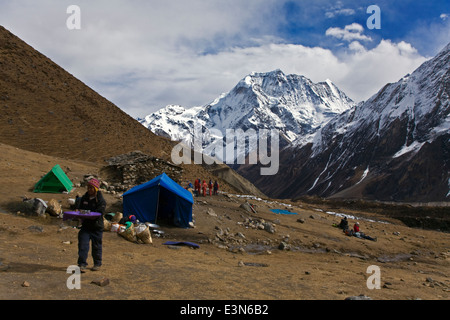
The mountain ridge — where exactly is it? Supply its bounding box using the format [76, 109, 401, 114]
[140, 69, 355, 160]
[140, 43, 449, 202]
[239, 42, 449, 202]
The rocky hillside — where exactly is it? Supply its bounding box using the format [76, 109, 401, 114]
[0, 26, 173, 163]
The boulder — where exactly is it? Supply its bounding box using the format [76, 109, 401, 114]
[46, 199, 62, 217]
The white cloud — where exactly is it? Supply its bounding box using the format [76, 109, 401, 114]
[0, 1, 431, 119]
[325, 8, 355, 18]
[333, 40, 428, 102]
[440, 13, 449, 20]
[105, 39, 428, 117]
[348, 41, 366, 52]
[325, 1, 356, 18]
[326, 23, 372, 42]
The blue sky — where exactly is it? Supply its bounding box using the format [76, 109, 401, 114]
[0, 0, 449, 118]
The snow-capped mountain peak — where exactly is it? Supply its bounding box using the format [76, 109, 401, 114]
[140, 70, 355, 155]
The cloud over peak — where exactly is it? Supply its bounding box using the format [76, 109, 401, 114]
[326, 23, 372, 42]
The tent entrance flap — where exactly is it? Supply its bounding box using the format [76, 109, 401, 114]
[156, 187, 177, 224]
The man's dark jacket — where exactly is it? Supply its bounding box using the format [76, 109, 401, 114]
[77, 191, 106, 231]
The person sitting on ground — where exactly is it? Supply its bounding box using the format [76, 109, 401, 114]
[344, 229, 354, 237]
[338, 216, 349, 230]
[353, 222, 377, 241]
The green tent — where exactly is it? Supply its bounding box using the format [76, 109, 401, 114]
[33, 164, 73, 193]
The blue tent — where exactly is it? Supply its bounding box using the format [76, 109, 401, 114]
[122, 173, 193, 228]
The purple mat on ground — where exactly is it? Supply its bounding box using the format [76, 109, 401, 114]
[163, 241, 200, 249]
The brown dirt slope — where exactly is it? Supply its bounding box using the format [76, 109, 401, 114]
[0, 27, 171, 163]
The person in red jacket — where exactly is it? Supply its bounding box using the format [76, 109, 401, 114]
[202, 180, 207, 196]
[194, 179, 200, 196]
[353, 222, 377, 241]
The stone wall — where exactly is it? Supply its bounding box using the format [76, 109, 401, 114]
[99, 151, 184, 193]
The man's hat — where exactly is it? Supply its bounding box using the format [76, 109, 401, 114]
[88, 178, 101, 190]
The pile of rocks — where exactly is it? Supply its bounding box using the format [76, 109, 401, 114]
[206, 212, 280, 252]
[20, 197, 63, 218]
[211, 225, 249, 249]
[238, 216, 277, 234]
